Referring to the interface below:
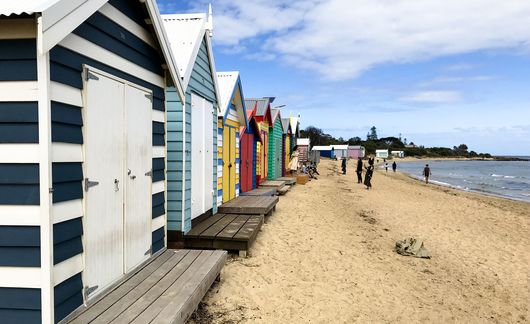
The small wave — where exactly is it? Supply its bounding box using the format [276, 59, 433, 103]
[429, 180, 453, 187]
[504, 175, 516, 179]
[491, 174, 503, 177]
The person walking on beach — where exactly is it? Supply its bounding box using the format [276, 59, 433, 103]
[385, 162, 389, 172]
[364, 158, 374, 189]
[356, 157, 363, 183]
[288, 146, 300, 175]
[423, 164, 431, 184]
[341, 157, 347, 174]
[392, 161, 397, 172]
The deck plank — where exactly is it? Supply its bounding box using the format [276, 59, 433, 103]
[150, 250, 227, 324]
[233, 215, 263, 241]
[130, 250, 215, 323]
[218, 196, 279, 215]
[260, 180, 286, 188]
[200, 214, 238, 239]
[186, 214, 227, 238]
[68, 250, 175, 323]
[107, 250, 204, 323]
[216, 215, 250, 240]
[90, 251, 191, 323]
[239, 188, 277, 196]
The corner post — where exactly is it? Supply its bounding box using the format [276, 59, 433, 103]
[37, 15, 54, 324]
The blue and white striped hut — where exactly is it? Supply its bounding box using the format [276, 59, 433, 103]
[0, 0, 185, 322]
[162, 9, 221, 240]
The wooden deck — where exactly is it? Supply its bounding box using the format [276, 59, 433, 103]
[217, 196, 279, 215]
[239, 187, 277, 196]
[66, 249, 226, 324]
[184, 213, 264, 256]
[277, 177, 296, 186]
[260, 180, 287, 188]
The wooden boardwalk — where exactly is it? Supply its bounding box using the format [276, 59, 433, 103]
[239, 187, 277, 196]
[218, 196, 279, 215]
[66, 249, 226, 324]
[277, 177, 296, 186]
[260, 180, 287, 188]
[184, 213, 264, 256]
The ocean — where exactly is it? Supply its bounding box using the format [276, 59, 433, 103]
[394, 159, 530, 202]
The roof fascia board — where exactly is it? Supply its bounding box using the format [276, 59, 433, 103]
[204, 34, 221, 112]
[223, 76, 248, 128]
[145, 0, 185, 101]
[41, 0, 108, 54]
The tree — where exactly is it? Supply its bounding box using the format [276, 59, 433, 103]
[367, 126, 378, 141]
[348, 136, 362, 145]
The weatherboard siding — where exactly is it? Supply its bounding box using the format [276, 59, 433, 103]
[0, 35, 42, 323]
[2, 2, 169, 323]
[48, 3, 164, 322]
[175, 36, 218, 233]
[268, 118, 283, 180]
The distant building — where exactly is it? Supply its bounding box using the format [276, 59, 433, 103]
[376, 149, 389, 159]
[330, 144, 349, 158]
[391, 150, 405, 158]
[348, 146, 366, 159]
[405, 144, 417, 148]
[297, 138, 310, 163]
[312, 145, 335, 159]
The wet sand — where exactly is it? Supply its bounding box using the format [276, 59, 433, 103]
[190, 158, 530, 323]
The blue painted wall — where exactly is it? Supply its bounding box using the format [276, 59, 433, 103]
[167, 36, 218, 234]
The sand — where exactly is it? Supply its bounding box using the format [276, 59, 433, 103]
[191, 159, 530, 323]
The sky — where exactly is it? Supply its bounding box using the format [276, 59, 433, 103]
[157, 0, 530, 156]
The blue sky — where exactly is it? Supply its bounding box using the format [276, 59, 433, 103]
[157, 0, 530, 155]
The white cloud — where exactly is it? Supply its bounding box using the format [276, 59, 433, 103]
[400, 91, 462, 103]
[419, 75, 496, 87]
[203, 0, 530, 80]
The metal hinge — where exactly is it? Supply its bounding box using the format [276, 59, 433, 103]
[84, 285, 98, 299]
[84, 70, 99, 81]
[145, 93, 153, 102]
[145, 170, 153, 178]
[84, 178, 99, 192]
[144, 246, 152, 256]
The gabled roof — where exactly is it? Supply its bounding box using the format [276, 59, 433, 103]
[162, 10, 220, 107]
[239, 101, 262, 143]
[245, 97, 273, 123]
[270, 108, 282, 127]
[290, 116, 301, 137]
[216, 71, 248, 127]
[281, 118, 292, 135]
[1, 0, 186, 102]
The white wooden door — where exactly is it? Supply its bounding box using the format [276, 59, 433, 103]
[203, 99, 214, 211]
[191, 93, 204, 219]
[84, 70, 125, 297]
[124, 85, 152, 271]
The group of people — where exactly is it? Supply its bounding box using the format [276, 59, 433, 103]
[340, 157, 398, 190]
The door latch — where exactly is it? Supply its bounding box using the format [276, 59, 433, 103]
[84, 70, 99, 81]
[84, 178, 99, 192]
[84, 285, 98, 299]
[114, 179, 119, 191]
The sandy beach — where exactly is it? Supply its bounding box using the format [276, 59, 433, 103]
[191, 158, 530, 323]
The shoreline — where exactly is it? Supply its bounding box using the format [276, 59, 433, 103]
[395, 169, 530, 204]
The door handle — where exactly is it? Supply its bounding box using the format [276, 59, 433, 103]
[114, 179, 119, 191]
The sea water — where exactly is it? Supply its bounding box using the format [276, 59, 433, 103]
[394, 159, 530, 202]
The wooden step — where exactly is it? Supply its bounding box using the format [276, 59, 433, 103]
[277, 186, 290, 195]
